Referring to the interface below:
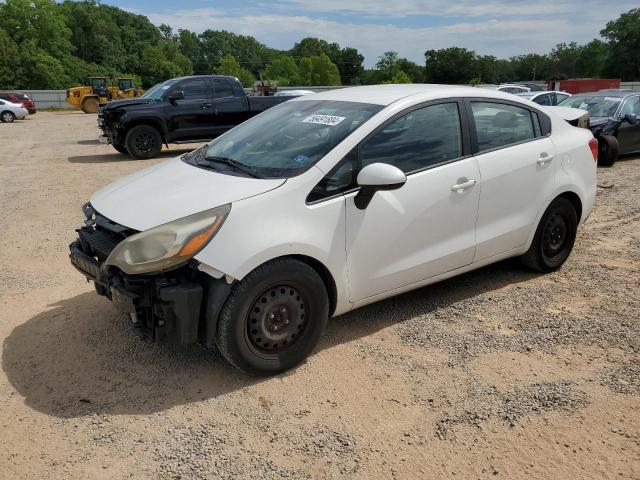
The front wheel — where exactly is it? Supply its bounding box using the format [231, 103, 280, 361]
[81, 97, 99, 114]
[597, 134, 618, 167]
[216, 258, 329, 376]
[125, 125, 162, 159]
[112, 142, 128, 155]
[1, 111, 16, 123]
[520, 197, 578, 272]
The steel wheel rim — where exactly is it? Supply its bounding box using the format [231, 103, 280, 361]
[246, 284, 306, 355]
[542, 212, 567, 260]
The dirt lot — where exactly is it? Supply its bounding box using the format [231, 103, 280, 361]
[0, 111, 639, 479]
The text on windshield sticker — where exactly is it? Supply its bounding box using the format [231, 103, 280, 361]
[302, 114, 346, 126]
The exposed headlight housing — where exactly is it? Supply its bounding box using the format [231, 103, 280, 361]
[105, 204, 230, 275]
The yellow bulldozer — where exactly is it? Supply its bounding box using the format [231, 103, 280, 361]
[66, 76, 144, 113]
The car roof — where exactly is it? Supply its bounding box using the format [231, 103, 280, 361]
[290, 84, 525, 106]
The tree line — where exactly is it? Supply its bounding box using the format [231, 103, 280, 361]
[0, 0, 638, 91]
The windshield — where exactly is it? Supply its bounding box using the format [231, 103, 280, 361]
[185, 100, 383, 179]
[142, 79, 178, 101]
[557, 94, 622, 118]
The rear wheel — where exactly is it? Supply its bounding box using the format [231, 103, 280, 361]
[597, 134, 618, 167]
[216, 258, 329, 376]
[1, 111, 16, 123]
[81, 97, 99, 114]
[125, 125, 162, 159]
[521, 197, 578, 272]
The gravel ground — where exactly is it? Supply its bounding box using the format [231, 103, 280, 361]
[0, 112, 639, 479]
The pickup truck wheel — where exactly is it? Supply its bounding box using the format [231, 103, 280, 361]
[597, 134, 618, 167]
[125, 125, 162, 159]
[520, 197, 577, 272]
[1, 111, 16, 123]
[216, 258, 329, 376]
[112, 142, 128, 154]
[81, 97, 99, 114]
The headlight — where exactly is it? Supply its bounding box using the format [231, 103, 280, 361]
[105, 204, 230, 275]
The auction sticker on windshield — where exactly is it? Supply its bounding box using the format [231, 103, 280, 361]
[302, 114, 346, 126]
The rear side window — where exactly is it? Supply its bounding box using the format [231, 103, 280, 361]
[360, 102, 462, 174]
[533, 93, 552, 106]
[213, 79, 234, 98]
[471, 102, 535, 153]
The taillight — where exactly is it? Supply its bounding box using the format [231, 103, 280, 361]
[588, 137, 598, 162]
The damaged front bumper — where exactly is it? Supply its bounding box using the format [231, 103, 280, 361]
[68, 206, 229, 347]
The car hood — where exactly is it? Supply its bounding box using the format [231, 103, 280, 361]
[588, 116, 611, 127]
[101, 98, 156, 110]
[90, 157, 285, 231]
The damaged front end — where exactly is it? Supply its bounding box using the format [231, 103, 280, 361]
[69, 204, 231, 347]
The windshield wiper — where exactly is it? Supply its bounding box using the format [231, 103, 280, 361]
[199, 155, 265, 179]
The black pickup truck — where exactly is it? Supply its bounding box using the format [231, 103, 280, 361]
[98, 75, 295, 159]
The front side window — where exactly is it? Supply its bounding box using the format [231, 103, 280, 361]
[554, 93, 570, 105]
[180, 79, 208, 99]
[359, 103, 462, 174]
[620, 96, 640, 116]
[471, 102, 535, 152]
[185, 100, 382, 178]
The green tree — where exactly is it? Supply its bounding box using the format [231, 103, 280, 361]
[262, 56, 300, 86]
[290, 38, 363, 85]
[216, 54, 255, 87]
[601, 8, 640, 80]
[298, 53, 341, 86]
[576, 39, 609, 78]
[0, 29, 21, 89]
[424, 47, 478, 84]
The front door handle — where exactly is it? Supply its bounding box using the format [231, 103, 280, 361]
[537, 152, 554, 165]
[201, 102, 212, 109]
[451, 178, 477, 193]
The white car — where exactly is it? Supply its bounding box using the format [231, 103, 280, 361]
[0, 99, 28, 122]
[70, 84, 598, 375]
[517, 90, 572, 106]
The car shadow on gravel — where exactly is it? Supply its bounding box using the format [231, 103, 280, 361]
[68, 148, 198, 163]
[2, 260, 539, 419]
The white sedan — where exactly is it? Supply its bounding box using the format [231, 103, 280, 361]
[70, 84, 598, 375]
[0, 99, 28, 123]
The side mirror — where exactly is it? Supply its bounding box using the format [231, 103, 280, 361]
[354, 163, 406, 210]
[624, 113, 637, 125]
[167, 90, 184, 104]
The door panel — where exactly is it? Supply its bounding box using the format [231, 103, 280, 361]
[211, 78, 248, 134]
[617, 96, 640, 154]
[474, 137, 556, 260]
[166, 78, 215, 140]
[345, 159, 480, 302]
[469, 100, 557, 261]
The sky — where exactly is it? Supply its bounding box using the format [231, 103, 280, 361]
[104, 0, 637, 67]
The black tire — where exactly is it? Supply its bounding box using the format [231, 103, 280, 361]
[125, 125, 162, 159]
[521, 197, 578, 272]
[112, 142, 128, 155]
[1, 111, 16, 123]
[597, 134, 618, 167]
[216, 258, 329, 376]
[81, 97, 99, 114]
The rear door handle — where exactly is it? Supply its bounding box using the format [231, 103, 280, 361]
[537, 152, 554, 165]
[201, 102, 212, 109]
[451, 178, 477, 193]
